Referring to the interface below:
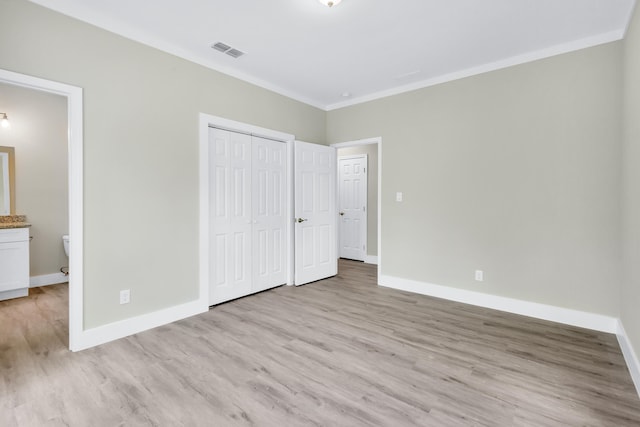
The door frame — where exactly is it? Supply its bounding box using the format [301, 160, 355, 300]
[0, 68, 84, 351]
[199, 114, 295, 305]
[337, 154, 368, 262]
[330, 137, 382, 282]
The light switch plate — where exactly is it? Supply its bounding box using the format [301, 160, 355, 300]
[396, 192, 403, 202]
[120, 289, 130, 304]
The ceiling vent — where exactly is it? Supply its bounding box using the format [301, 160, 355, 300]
[211, 42, 245, 59]
[212, 42, 231, 53]
[226, 48, 244, 58]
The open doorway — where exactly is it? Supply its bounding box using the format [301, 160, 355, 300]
[331, 138, 381, 281]
[0, 68, 83, 351]
[0, 82, 68, 285]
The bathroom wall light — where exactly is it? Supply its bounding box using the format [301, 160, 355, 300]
[318, 0, 342, 7]
[0, 113, 9, 129]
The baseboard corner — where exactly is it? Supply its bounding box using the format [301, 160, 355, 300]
[72, 299, 208, 351]
[30, 272, 69, 288]
[617, 320, 640, 398]
[364, 255, 378, 265]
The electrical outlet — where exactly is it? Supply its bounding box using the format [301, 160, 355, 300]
[396, 192, 403, 202]
[475, 270, 484, 282]
[119, 289, 130, 305]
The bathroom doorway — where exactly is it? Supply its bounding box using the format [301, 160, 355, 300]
[0, 82, 68, 285]
[0, 68, 83, 351]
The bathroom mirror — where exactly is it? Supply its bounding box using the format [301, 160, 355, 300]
[0, 146, 16, 216]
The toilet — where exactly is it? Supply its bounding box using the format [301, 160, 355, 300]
[62, 234, 69, 257]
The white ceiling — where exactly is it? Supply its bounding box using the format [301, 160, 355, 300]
[30, 0, 636, 110]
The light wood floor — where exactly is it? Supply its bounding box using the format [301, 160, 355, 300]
[1, 260, 639, 426]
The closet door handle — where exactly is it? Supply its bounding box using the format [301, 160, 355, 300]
[296, 218, 308, 223]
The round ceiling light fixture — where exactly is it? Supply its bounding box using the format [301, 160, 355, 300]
[318, 0, 342, 7]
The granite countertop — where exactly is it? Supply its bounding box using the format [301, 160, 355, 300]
[0, 215, 32, 229]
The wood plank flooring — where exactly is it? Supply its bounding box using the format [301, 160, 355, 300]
[1, 260, 639, 426]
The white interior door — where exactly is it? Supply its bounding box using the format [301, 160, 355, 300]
[294, 141, 337, 286]
[209, 128, 253, 304]
[252, 136, 287, 292]
[338, 155, 367, 261]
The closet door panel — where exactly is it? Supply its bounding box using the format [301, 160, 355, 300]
[209, 128, 252, 305]
[252, 136, 287, 292]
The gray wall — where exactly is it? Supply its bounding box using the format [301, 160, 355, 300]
[622, 4, 640, 362]
[337, 144, 378, 257]
[328, 42, 623, 316]
[2, 0, 636, 349]
[0, 82, 68, 277]
[0, 0, 326, 329]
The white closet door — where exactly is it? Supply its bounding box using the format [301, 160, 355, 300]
[209, 128, 252, 305]
[252, 136, 287, 292]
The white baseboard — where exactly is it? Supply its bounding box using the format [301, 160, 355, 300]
[617, 320, 640, 398]
[379, 275, 618, 333]
[0, 288, 29, 301]
[30, 272, 69, 287]
[72, 299, 208, 352]
[364, 255, 378, 265]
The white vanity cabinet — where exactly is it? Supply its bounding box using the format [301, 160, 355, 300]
[0, 227, 30, 299]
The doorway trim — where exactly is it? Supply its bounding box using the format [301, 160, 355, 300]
[0, 68, 84, 351]
[330, 137, 381, 282]
[199, 113, 295, 306]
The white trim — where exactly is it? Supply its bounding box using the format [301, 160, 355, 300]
[623, 1, 638, 38]
[27, 0, 325, 110]
[331, 137, 381, 149]
[330, 137, 382, 284]
[0, 288, 29, 300]
[30, 272, 68, 287]
[286, 139, 295, 286]
[617, 320, 640, 398]
[326, 30, 624, 111]
[23, 3, 627, 111]
[198, 115, 211, 308]
[0, 68, 84, 352]
[199, 113, 295, 302]
[202, 115, 295, 142]
[72, 300, 207, 351]
[379, 274, 619, 333]
[364, 255, 378, 265]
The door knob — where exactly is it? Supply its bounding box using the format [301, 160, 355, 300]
[296, 218, 308, 223]
[339, 212, 344, 216]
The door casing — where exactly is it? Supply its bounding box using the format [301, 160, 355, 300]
[0, 68, 84, 351]
[330, 137, 382, 283]
[200, 114, 295, 307]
